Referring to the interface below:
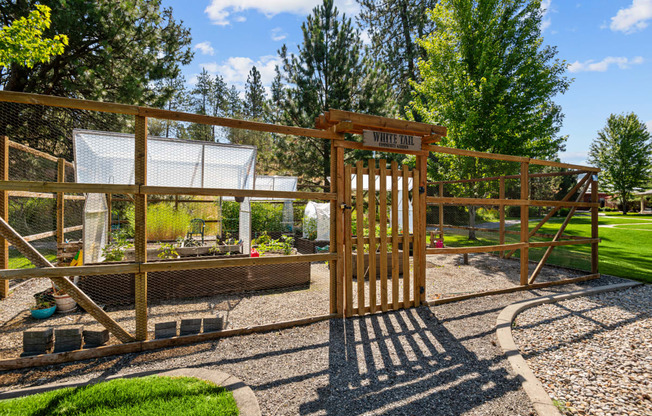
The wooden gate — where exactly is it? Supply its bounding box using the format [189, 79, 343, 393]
[341, 159, 422, 316]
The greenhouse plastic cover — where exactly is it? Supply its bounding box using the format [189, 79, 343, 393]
[303, 201, 330, 241]
[73, 129, 257, 190]
[253, 176, 298, 201]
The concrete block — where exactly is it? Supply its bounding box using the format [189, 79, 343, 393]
[83, 328, 109, 346]
[202, 317, 224, 333]
[23, 328, 54, 355]
[180, 319, 201, 336]
[54, 327, 82, 352]
[155, 321, 177, 339]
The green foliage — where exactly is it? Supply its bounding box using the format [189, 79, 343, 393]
[411, 0, 570, 238]
[253, 232, 295, 255]
[157, 242, 179, 260]
[588, 112, 652, 214]
[0, 5, 68, 69]
[303, 216, 318, 240]
[357, 0, 438, 115]
[125, 203, 193, 241]
[277, 0, 396, 186]
[0, 376, 239, 416]
[1, 1, 192, 107]
[251, 202, 285, 233]
[102, 230, 133, 262]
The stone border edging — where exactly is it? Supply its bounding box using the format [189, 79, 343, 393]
[0, 367, 261, 416]
[496, 281, 643, 416]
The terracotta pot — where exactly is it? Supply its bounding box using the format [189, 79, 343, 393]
[53, 293, 77, 313]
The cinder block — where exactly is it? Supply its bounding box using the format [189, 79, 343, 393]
[180, 319, 201, 336]
[23, 328, 53, 342]
[155, 321, 177, 339]
[83, 328, 109, 346]
[202, 317, 224, 333]
[22, 328, 54, 355]
[54, 327, 82, 352]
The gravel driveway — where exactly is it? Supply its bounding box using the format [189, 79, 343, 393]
[0, 275, 630, 415]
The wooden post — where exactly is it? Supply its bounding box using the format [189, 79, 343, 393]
[499, 177, 505, 258]
[591, 174, 599, 274]
[56, 158, 65, 248]
[417, 154, 427, 303]
[520, 162, 529, 285]
[355, 161, 365, 315]
[391, 161, 399, 310]
[335, 145, 345, 316]
[134, 116, 148, 341]
[344, 164, 353, 317]
[0, 136, 8, 299]
[412, 167, 421, 306]
[106, 193, 112, 238]
[368, 159, 376, 314]
[438, 183, 444, 240]
[378, 159, 388, 312]
[329, 141, 337, 314]
[402, 164, 410, 307]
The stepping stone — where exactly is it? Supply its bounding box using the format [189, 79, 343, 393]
[54, 327, 82, 353]
[155, 321, 177, 339]
[22, 328, 53, 356]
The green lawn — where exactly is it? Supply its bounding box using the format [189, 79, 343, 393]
[0, 376, 239, 416]
[8, 249, 56, 269]
[432, 214, 652, 283]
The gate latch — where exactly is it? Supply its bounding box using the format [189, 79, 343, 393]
[340, 203, 352, 210]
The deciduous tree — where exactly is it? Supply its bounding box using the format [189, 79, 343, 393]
[588, 113, 652, 214]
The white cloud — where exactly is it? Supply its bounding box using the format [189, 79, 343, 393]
[568, 56, 644, 73]
[541, 0, 553, 31]
[610, 0, 652, 33]
[646, 120, 652, 132]
[360, 28, 371, 45]
[195, 41, 215, 56]
[235, 16, 247, 22]
[559, 151, 588, 165]
[204, 0, 359, 25]
[271, 27, 287, 41]
[200, 55, 282, 94]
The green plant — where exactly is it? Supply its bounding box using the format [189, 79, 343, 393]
[31, 289, 55, 310]
[157, 242, 179, 260]
[303, 216, 318, 240]
[255, 234, 295, 255]
[125, 203, 193, 241]
[102, 229, 133, 262]
[176, 235, 201, 248]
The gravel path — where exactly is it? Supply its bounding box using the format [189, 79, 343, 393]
[0, 274, 630, 415]
[512, 285, 651, 416]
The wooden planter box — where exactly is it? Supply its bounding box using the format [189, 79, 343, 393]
[124, 245, 241, 262]
[77, 254, 311, 306]
[296, 238, 329, 254]
[351, 251, 404, 279]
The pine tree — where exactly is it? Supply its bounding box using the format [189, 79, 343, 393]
[357, 0, 437, 116]
[244, 66, 267, 120]
[278, 0, 395, 187]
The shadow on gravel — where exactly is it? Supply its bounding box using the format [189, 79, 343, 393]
[300, 307, 523, 416]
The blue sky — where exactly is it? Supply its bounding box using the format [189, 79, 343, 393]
[161, 0, 652, 166]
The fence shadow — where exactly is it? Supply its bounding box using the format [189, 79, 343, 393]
[300, 307, 523, 415]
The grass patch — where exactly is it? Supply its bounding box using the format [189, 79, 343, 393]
[612, 224, 652, 230]
[0, 376, 239, 416]
[8, 249, 56, 269]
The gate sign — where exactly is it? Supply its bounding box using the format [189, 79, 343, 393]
[362, 130, 422, 152]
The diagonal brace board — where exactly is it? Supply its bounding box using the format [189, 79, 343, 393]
[0, 217, 135, 343]
[504, 173, 590, 260]
[528, 180, 592, 284]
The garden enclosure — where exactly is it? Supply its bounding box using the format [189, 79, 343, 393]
[0, 92, 601, 368]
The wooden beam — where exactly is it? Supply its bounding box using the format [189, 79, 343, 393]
[499, 177, 505, 257]
[344, 164, 353, 317]
[439, 183, 444, 240]
[428, 169, 587, 185]
[528, 238, 600, 248]
[368, 159, 377, 314]
[6, 225, 83, 246]
[9, 191, 85, 200]
[328, 108, 446, 136]
[141, 185, 336, 201]
[424, 144, 600, 172]
[356, 160, 365, 315]
[412, 166, 421, 306]
[329, 140, 337, 315]
[402, 164, 410, 307]
[426, 196, 598, 208]
[378, 159, 388, 312]
[427, 243, 528, 255]
[391, 161, 399, 310]
[8, 141, 74, 168]
[417, 154, 427, 303]
[0, 181, 138, 195]
[0, 216, 135, 342]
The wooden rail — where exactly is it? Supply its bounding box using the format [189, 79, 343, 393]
[426, 196, 599, 208]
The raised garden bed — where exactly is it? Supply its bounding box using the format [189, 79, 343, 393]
[77, 254, 311, 306]
[351, 251, 404, 279]
[296, 238, 329, 254]
[124, 244, 242, 262]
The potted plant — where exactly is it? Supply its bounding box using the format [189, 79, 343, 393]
[30, 290, 56, 319]
[53, 285, 77, 313]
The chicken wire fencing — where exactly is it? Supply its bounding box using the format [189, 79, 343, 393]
[425, 158, 594, 300]
[0, 102, 332, 359]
